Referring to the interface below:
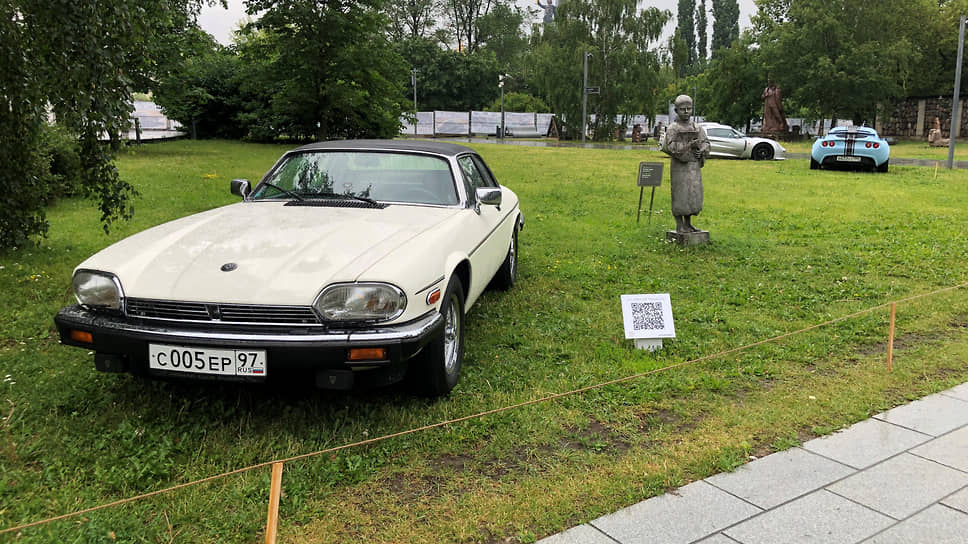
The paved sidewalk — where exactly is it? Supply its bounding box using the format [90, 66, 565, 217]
[539, 382, 968, 544]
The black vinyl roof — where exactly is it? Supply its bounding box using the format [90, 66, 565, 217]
[291, 139, 475, 157]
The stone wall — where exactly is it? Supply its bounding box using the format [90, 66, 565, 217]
[880, 97, 965, 138]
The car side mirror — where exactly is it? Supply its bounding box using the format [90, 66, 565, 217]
[476, 187, 502, 207]
[230, 179, 251, 199]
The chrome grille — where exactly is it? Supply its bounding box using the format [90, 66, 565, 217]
[125, 298, 320, 326]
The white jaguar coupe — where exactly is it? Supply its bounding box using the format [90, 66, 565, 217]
[55, 140, 523, 396]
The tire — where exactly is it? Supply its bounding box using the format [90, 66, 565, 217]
[408, 276, 465, 396]
[491, 224, 518, 291]
[810, 158, 820, 170]
[877, 160, 889, 173]
[752, 143, 774, 161]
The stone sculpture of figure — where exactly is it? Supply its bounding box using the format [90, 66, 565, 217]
[929, 117, 949, 147]
[661, 95, 710, 234]
[537, 0, 556, 23]
[761, 82, 788, 135]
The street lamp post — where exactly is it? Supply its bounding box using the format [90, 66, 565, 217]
[582, 52, 592, 144]
[499, 73, 508, 139]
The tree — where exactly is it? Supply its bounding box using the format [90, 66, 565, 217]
[476, 2, 528, 70]
[754, 0, 922, 127]
[696, 0, 707, 68]
[395, 37, 502, 111]
[443, 0, 507, 53]
[711, 0, 739, 54]
[676, 0, 697, 71]
[385, 0, 439, 40]
[701, 35, 764, 130]
[243, 0, 410, 140]
[0, 0, 217, 248]
[530, 0, 669, 140]
[668, 27, 690, 80]
[153, 31, 249, 139]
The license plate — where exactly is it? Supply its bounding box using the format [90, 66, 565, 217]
[836, 155, 861, 162]
[149, 344, 267, 376]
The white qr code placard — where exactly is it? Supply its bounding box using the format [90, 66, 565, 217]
[620, 294, 675, 339]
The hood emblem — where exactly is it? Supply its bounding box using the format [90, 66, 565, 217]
[220, 262, 238, 272]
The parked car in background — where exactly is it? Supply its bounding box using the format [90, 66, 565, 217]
[700, 122, 786, 161]
[811, 125, 890, 172]
[55, 140, 524, 396]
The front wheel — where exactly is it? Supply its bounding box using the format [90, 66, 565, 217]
[752, 143, 774, 161]
[408, 276, 465, 396]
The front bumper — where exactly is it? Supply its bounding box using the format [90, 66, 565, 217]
[54, 305, 444, 388]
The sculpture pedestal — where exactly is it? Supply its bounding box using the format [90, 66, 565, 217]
[666, 230, 710, 246]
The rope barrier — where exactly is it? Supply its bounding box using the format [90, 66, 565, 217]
[3, 281, 966, 535]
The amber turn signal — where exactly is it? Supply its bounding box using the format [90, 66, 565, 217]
[70, 330, 94, 344]
[348, 347, 387, 361]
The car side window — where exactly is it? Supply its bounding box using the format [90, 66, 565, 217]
[458, 156, 491, 190]
[470, 155, 498, 188]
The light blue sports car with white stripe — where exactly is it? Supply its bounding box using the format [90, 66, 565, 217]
[811, 126, 890, 172]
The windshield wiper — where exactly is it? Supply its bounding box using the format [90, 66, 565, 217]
[261, 182, 303, 201]
[315, 192, 381, 207]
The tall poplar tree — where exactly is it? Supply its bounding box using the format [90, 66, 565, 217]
[696, 0, 707, 67]
[676, 0, 696, 70]
[711, 0, 739, 54]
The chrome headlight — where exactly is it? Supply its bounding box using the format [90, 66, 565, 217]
[313, 283, 406, 322]
[72, 270, 124, 310]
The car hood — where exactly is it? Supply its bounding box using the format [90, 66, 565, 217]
[78, 202, 461, 306]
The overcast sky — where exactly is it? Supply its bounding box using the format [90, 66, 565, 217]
[198, 0, 758, 47]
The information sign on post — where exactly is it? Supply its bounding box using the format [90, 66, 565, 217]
[636, 162, 663, 224]
[585, 86, 600, 94]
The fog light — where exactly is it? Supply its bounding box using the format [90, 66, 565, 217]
[348, 347, 387, 361]
[70, 330, 93, 344]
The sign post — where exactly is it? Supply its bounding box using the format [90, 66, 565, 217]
[636, 162, 663, 224]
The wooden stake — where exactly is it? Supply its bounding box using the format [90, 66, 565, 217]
[935, 161, 940, 179]
[265, 462, 284, 544]
[887, 302, 897, 372]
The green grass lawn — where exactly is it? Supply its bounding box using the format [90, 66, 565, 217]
[2, 140, 968, 542]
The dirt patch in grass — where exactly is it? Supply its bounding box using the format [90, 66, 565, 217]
[561, 420, 631, 454]
[637, 408, 704, 435]
[856, 321, 967, 357]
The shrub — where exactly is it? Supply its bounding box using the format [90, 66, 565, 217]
[39, 124, 83, 201]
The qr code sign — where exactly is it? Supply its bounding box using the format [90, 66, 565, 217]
[621, 294, 675, 339]
[630, 301, 664, 332]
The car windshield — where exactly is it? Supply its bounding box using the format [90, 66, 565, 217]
[252, 151, 459, 206]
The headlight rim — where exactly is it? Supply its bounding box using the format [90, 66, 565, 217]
[72, 269, 125, 312]
[312, 282, 407, 324]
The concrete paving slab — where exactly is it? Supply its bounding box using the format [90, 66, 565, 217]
[536, 524, 617, 544]
[941, 486, 968, 514]
[873, 393, 968, 436]
[723, 489, 892, 544]
[827, 453, 968, 519]
[589, 480, 761, 544]
[802, 418, 931, 469]
[862, 504, 968, 544]
[911, 425, 968, 472]
[706, 447, 854, 509]
[696, 533, 742, 543]
[942, 382, 968, 402]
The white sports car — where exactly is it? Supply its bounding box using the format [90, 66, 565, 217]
[700, 122, 786, 161]
[55, 140, 523, 396]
